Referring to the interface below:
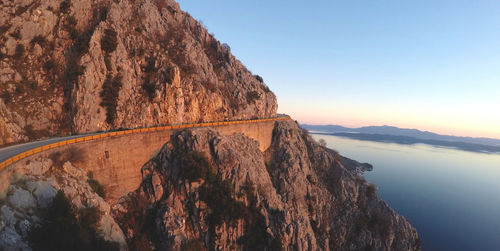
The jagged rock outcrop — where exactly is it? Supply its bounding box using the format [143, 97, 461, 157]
[0, 121, 420, 250]
[0, 0, 277, 146]
[112, 120, 420, 250]
[0, 158, 126, 250]
[341, 155, 373, 175]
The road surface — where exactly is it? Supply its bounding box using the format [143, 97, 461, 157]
[0, 133, 98, 163]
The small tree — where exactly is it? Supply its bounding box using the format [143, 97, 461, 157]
[254, 75, 264, 83]
[100, 28, 117, 53]
[14, 44, 24, 59]
[221, 43, 231, 52]
[318, 138, 327, 147]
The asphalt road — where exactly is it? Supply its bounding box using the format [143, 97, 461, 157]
[0, 115, 289, 165]
[0, 133, 96, 163]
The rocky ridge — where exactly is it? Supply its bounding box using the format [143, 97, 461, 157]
[112, 120, 420, 250]
[0, 0, 277, 146]
[0, 120, 420, 250]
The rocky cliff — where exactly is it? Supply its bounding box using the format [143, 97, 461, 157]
[112, 120, 420, 250]
[0, 0, 277, 146]
[0, 120, 420, 250]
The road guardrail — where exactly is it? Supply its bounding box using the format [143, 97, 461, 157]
[0, 116, 289, 172]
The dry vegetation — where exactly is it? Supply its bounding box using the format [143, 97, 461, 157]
[99, 74, 123, 124]
[28, 190, 119, 251]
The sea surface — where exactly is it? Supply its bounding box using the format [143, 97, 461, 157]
[311, 133, 500, 251]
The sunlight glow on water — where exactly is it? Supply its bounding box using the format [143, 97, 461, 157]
[312, 134, 500, 251]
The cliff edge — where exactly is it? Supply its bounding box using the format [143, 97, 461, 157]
[112, 120, 420, 250]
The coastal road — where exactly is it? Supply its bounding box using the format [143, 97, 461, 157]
[0, 133, 97, 163]
[0, 115, 290, 171]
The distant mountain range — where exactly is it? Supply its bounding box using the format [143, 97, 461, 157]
[302, 124, 500, 154]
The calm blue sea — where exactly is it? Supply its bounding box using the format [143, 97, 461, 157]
[311, 134, 500, 251]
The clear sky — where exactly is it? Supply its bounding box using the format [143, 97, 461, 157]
[177, 0, 500, 139]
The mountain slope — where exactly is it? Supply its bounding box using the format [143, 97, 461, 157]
[0, 0, 276, 146]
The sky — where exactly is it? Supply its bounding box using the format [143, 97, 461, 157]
[177, 0, 500, 139]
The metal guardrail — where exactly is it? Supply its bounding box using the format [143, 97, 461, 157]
[0, 116, 289, 172]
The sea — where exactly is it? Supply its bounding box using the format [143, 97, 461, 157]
[311, 133, 500, 251]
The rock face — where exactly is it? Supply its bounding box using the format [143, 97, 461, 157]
[0, 158, 126, 250]
[0, 0, 277, 146]
[113, 120, 420, 250]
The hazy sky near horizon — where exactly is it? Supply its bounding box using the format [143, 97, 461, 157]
[177, 0, 500, 139]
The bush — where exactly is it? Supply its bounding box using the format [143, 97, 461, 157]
[64, 15, 79, 40]
[246, 91, 260, 104]
[15, 5, 30, 15]
[237, 211, 270, 250]
[1, 92, 11, 104]
[199, 175, 247, 226]
[142, 79, 156, 101]
[43, 59, 55, 71]
[15, 82, 25, 94]
[0, 24, 11, 36]
[24, 124, 44, 140]
[31, 35, 46, 45]
[93, 5, 109, 23]
[142, 57, 156, 73]
[221, 43, 231, 52]
[28, 190, 119, 251]
[236, 182, 278, 250]
[306, 174, 316, 184]
[136, 47, 145, 57]
[254, 75, 264, 83]
[369, 210, 392, 238]
[59, 0, 71, 14]
[104, 55, 112, 71]
[29, 80, 38, 90]
[99, 74, 122, 124]
[181, 239, 205, 251]
[74, 32, 93, 55]
[49, 151, 64, 167]
[87, 171, 106, 198]
[14, 44, 24, 59]
[49, 147, 85, 168]
[65, 61, 85, 84]
[366, 183, 377, 197]
[67, 146, 85, 164]
[182, 151, 212, 182]
[100, 28, 117, 53]
[318, 138, 327, 147]
[186, 154, 247, 226]
[158, 24, 196, 76]
[261, 84, 271, 93]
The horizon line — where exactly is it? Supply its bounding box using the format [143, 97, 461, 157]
[300, 122, 500, 141]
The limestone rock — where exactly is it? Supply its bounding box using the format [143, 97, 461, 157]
[0, 158, 127, 250]
[112, 121, 421, 250]
[0, 0, 277, 146]
[8, 188, 36, 210]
